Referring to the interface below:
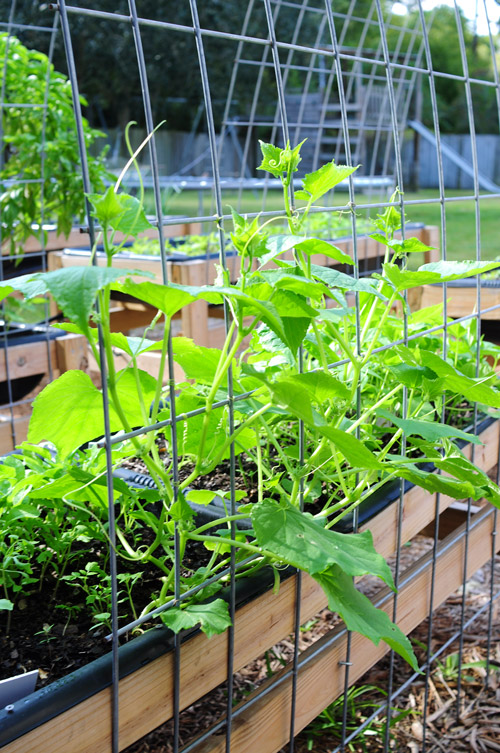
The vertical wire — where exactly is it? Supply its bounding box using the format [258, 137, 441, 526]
[482, 0, 500, 688]
[217, 0, 256, 182]
[293, 13, 328, 154]
[261, 3, 303, 750]
[323, 4, 362, 749]
[313, 0, 372, 174]
[126, 2, 181, 749]
[269, 0, 310, 155]
[260, 0, 284, 211]
[0, 1, 20, 449]
[415, 2, 449, 748]
[56, 3, 118, 752]
[40, 13, 60, 387]
[380, 12, 421, 181]
[188, 3, 236, 750]
[452, 0, 482, 717]
[371, 3, 408, 749]
[235, 2, 277, 211]
[322, 0, 354, 174]
[349, 0, 378, 169]
[336, 0, 373, 181]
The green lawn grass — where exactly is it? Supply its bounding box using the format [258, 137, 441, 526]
[399, 189, 500, 264]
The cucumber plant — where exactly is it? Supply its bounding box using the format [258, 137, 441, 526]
[2, 141, 500, 673]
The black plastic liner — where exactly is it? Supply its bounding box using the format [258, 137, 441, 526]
[0, 414, 494, 745]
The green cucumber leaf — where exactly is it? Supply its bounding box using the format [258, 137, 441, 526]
[419, 350, 500, 408]
[160, 598, 232, 638]
[252, 499, 394, 587]
[377, 409, 482, 445]
[260, 236, 352, 266]
[385, 361, 438, 390]
[397, 465, 476, 499]
[434, 455, 500, 507]
[259, 269, 329, 302]
[310, 264, 387, 300]
[313, 565, 419, 671]
[113, 280, 223, 317]
[263, 376, 381, 470]
[299, 161, 358, 203]
[87, 186, 128, 227]
[260, 235, 305, 266]
[0, 599, 14, 612]
[0, 273, 49, 301]
[277, 371, 350, 403]
[41, 266, 140, 337]
[281, 316, 312, 355]
[295, 237, 353, 265]
[390, 237, 434, 256]
[28, 368, 157, 458]
[172, 338, 223, 382]
[28, 371, 109, 458]
[382, 260, 500, 291]
[52, 322, 162, 357]
[88, 187, 152, 236]
[257, 141, 288, 177]
[185, 489, 217, 506]
[257, 140, 305, 177]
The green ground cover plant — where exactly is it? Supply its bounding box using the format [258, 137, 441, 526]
[2, 141, 500, 673]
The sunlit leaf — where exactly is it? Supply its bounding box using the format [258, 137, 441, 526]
[252, 498, 394, 587]
[160, 599, 232, 638]
[314, 565, 419, 671]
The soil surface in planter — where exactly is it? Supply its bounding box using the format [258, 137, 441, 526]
[0, 453, 263, 690]
[0, 536, 212, 688]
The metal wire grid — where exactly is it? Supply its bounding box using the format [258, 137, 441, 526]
[0, 4, 59, 452]
[2, 0, 499, 752]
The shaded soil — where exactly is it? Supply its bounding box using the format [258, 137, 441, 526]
[0, 537, 212, 688]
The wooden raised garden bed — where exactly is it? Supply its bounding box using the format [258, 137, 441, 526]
[420, 278, 500, 321]
[48, 225, 439, 349]
[1, 415, 497, 753]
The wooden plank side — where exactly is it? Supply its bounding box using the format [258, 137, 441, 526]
[420, 283, 500, 320]
[0, 415, 31, 454]
[0, 340, 57, 382]
[55, 334, 88, 373]
[192, 505, 500, 753]
[5, 221, 203, 257]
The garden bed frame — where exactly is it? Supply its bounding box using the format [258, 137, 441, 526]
[420, 278, 500, 320]
[2, 220, 201, 259]
[1, 416, 498, 753]
[48, 226, 439, 348]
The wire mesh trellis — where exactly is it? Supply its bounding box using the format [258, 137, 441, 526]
[0, 2, 500, 753]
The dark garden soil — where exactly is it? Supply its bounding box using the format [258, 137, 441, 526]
[0, 535, 213, 687]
